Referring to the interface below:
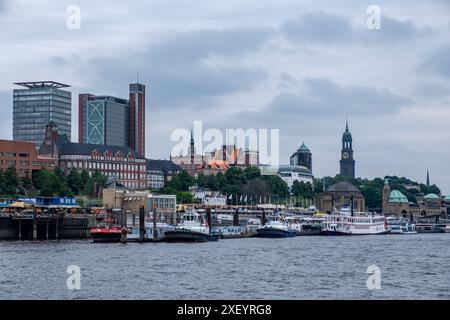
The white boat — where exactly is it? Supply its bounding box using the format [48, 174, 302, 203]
[256, 214, 296, 238]
[127, 221, 175, 241]
[386, 217, 417, 234]
[164, 209, 218, 242]
[321, 205, 387, 235]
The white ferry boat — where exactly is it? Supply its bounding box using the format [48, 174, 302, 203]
[321, 206, 387, 235]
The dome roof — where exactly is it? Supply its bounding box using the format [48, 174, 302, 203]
[444, 195, 450, 202]
[389, 190, 409, 203]
[424, 193, 440, 200]
[342, 130, 352, 139]
[326, 182, 360, 193]
[298, 142, 310, 152]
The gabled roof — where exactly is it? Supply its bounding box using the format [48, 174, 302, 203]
[146, 159, 182, 172]
[56, 134, 143, 159]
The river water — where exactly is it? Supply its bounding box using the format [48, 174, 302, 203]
[0, 234, 449, 299]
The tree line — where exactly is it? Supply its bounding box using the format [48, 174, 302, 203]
[0, 166, 107, 198]
[157, 167, 442, 208]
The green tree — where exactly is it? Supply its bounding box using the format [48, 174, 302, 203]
[176, 191, 194, 204]
[243, 166, 261, 180]
[4, 166, 19, 196]
[66, 170, 83, 195]
[196, 173, 208, 189]
[0, 170, 5, 195]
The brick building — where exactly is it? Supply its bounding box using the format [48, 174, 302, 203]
[0, 139, 55, 178]
[39, 122, 146, 189]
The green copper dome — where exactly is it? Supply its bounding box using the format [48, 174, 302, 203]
[389, 190, 409, 203]
[444, 195, 450, 202]
[424, 193, 440, 200]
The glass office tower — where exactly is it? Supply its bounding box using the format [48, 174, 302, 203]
[13, 81, 72, 147]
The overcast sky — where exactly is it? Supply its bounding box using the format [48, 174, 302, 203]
[0, 0, 449, 193]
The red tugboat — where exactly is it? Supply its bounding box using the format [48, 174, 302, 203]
[90, 226, 125, 243]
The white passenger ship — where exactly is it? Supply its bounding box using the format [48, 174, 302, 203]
[322, 205, 387, 235]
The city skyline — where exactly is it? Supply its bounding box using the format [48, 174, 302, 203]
[0, 1, 449, 192]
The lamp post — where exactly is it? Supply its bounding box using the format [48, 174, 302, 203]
[17, 186, 27, 197]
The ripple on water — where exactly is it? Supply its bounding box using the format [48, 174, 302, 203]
[0, 235, 449, 299]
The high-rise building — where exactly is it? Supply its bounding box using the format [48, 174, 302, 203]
[129, 83, 146, 157]
[78, 83, 146, 157]
[13, 81, 71, 147]
[78, 95, 129, 146]
[339, 120, 355, 178]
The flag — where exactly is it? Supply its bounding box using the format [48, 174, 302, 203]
[244, 195, 247, 203]
[240, 195, 243, 202]
[228, 194, 232, 200]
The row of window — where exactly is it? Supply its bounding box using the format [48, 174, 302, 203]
[67, 161, 145, 172]
[0, 152, 30, 158]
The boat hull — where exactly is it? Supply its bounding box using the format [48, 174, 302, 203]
[91, 232, 122, 243]
[164, 229, 218, 242]
[321, 230, 388, 236]
[255, 227, 295, 238]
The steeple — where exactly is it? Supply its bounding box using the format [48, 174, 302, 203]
[426, 168, 430, 187]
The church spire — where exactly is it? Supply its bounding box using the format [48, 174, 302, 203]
[345, 116, 349, 132]
[426, 167, 430, 186]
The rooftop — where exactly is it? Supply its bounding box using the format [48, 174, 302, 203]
[146, 159, 182, 173]
[424, 193, 440, 200]
[326, 181, 360, 193]
[389, 190, 409, 203]
[14, 81, 71, 89]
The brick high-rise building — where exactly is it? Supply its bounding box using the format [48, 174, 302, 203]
[129, 83, 145, 157]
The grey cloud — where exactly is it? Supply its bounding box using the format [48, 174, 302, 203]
[419, 43, 450, 78]
[266, 77, 411, 116]
[414, 80, 450, 98]
[281, 11, 431, 44]
[281, 11, 354, 43]
[0, 91, 12, 140]
[80, 27, 272, 109]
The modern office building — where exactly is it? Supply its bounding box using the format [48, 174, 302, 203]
[78, 95, 129, 146]
[13, 81, 71, 147]
[290, 142, 312, 172]
[78, 83, 146, 157]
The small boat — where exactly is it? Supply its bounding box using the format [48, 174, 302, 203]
[386, 217, 417, 234]
[164, 209, 218, 242]
[321, 205, 387, 236]
[256, 214, 296, 238]
[90, 226, 125, 243]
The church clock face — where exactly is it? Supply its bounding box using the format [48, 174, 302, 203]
[342, 152, 349, 159]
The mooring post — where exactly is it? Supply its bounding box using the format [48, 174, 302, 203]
[153, 206, 157, 241]
[55, 218, 59, 240]
[18, 219, 22, 240]
[46, 219, 49, 240]
[139, 205, 145, 242]
[121, 204, 127, 244]
[206, 207, 212, 234]
[32, 219, 37, 240]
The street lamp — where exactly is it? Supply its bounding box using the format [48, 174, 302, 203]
[17, 186, 27, 197]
